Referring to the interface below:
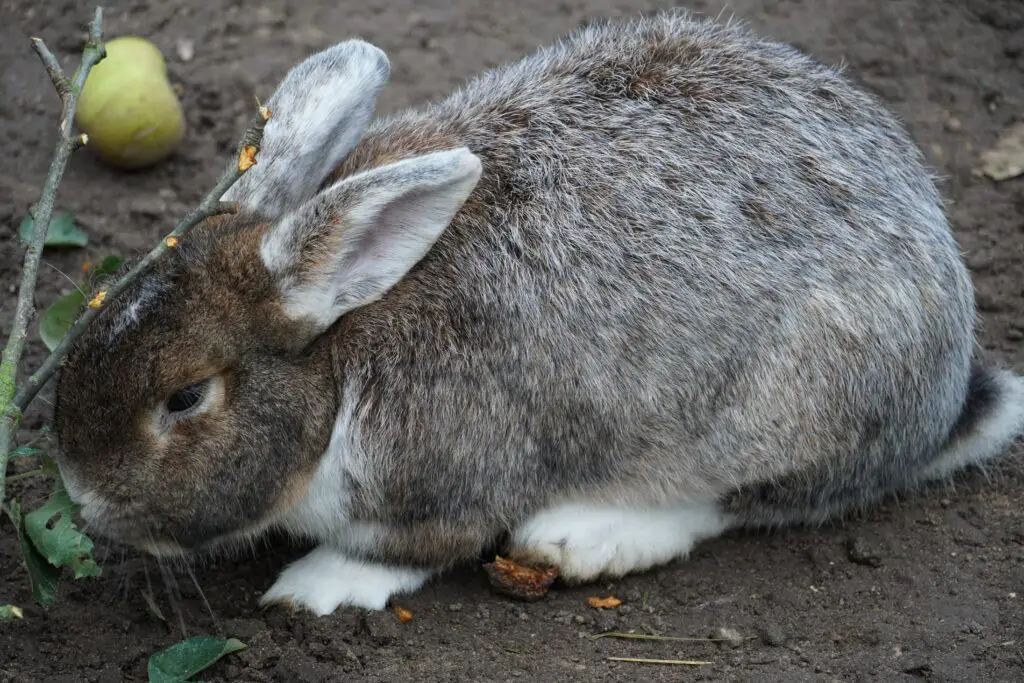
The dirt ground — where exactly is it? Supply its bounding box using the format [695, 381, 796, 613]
[1, 0, 1023, 681]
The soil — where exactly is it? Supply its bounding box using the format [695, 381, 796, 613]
[2, 0, 1023, 681]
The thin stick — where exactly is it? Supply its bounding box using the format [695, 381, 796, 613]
[607, 657, 712, 666]
[0, 8, 105, 514]
[5, 468, 46, 484]
[593, 631, 752, 643]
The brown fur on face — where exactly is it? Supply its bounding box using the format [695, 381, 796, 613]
[54, 214, 337, 552]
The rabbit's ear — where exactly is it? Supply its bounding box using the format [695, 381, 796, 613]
[262, 147, 483, 336]
[222, 39, 390, 221]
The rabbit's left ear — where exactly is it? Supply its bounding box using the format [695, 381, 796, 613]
[222, 39, 390, 221]
[261, 146, 483, 337]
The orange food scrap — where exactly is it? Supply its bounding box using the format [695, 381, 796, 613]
[238, 144, 259, 172]
[587, 595, 623, 609]
[394, 606, 414, 623]
[482, 555, 559, 601]
[165, 235, 179, 248]
[80, 260, 93, 273]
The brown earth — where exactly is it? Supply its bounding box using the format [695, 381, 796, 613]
[2, 0, 1023, 681]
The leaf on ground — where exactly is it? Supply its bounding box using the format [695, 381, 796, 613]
[18, 211, 89, 248]
[147, 636, 247, 683]
[980, 121, 1024, 181]
[6, 501, 61, 607]
[0, 604, 24, 620]
[39, 453, 61, 478]
[91, 254, 125, 277]
[39, 289, 87, 351]
[23, 480, 101, 580]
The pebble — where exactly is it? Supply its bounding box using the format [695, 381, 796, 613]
[715, 626, 745, 648]
[760, 622, 786, 647]
[846, 536, 884, 567]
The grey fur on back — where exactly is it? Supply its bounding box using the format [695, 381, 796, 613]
[303, 11, 1014, 565]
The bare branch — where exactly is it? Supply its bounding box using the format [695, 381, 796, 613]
[0, 6, 106, 512]
[29, 38, 71, 98]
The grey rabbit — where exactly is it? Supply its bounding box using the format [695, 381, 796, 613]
[54, 10, 1024, 614]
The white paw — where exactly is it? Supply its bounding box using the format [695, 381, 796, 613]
[509, 502, 733, 582]
[259, 546, 432, 615]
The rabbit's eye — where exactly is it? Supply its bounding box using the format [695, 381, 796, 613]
[166, 381, 208, 414]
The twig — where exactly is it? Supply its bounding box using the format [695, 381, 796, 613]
[6, 468, 46, 484]
[607, 657, 712, 666]
[592, 631, 754, 643]
[0, 8, 106, 514]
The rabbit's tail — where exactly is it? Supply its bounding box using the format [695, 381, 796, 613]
[723, 363, 1024, 528]
[919, 363, 1024, 482]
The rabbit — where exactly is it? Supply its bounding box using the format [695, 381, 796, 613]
[53, 10, 1024, 616]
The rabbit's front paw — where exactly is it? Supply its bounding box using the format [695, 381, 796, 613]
[259, 546, 432, 615]
[509, 502, 732, 582]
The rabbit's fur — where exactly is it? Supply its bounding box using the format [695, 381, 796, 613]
[54, 11, 1024, 615]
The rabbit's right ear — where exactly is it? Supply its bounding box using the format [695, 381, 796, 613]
[261, 147, 483, 340]
[222, 39, 390, 222]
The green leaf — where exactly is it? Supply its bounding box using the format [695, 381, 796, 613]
[147, 636, 248, 683]
[39, 289, 87, 352]
[19, 211, 89, 248]
[6, 501, 61, 607]
[92, 254, 125, 277]
[0, 604, 24, 620]
[39, 453, 60, 478]
[23, 481, 102, 580]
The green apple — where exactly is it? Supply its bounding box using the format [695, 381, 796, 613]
[75, 36, 186, 169]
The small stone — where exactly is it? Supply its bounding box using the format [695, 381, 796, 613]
[448, 603, 463, 612]
[715, 626, 745, 648]
[1007, 328, 1024, 342]
[176, 37, 194, 62]
[944, 117, 962, 132]
[760, 623, 786, 647]
[846, 536, 884, 567]
[624, 587, 643, 603]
